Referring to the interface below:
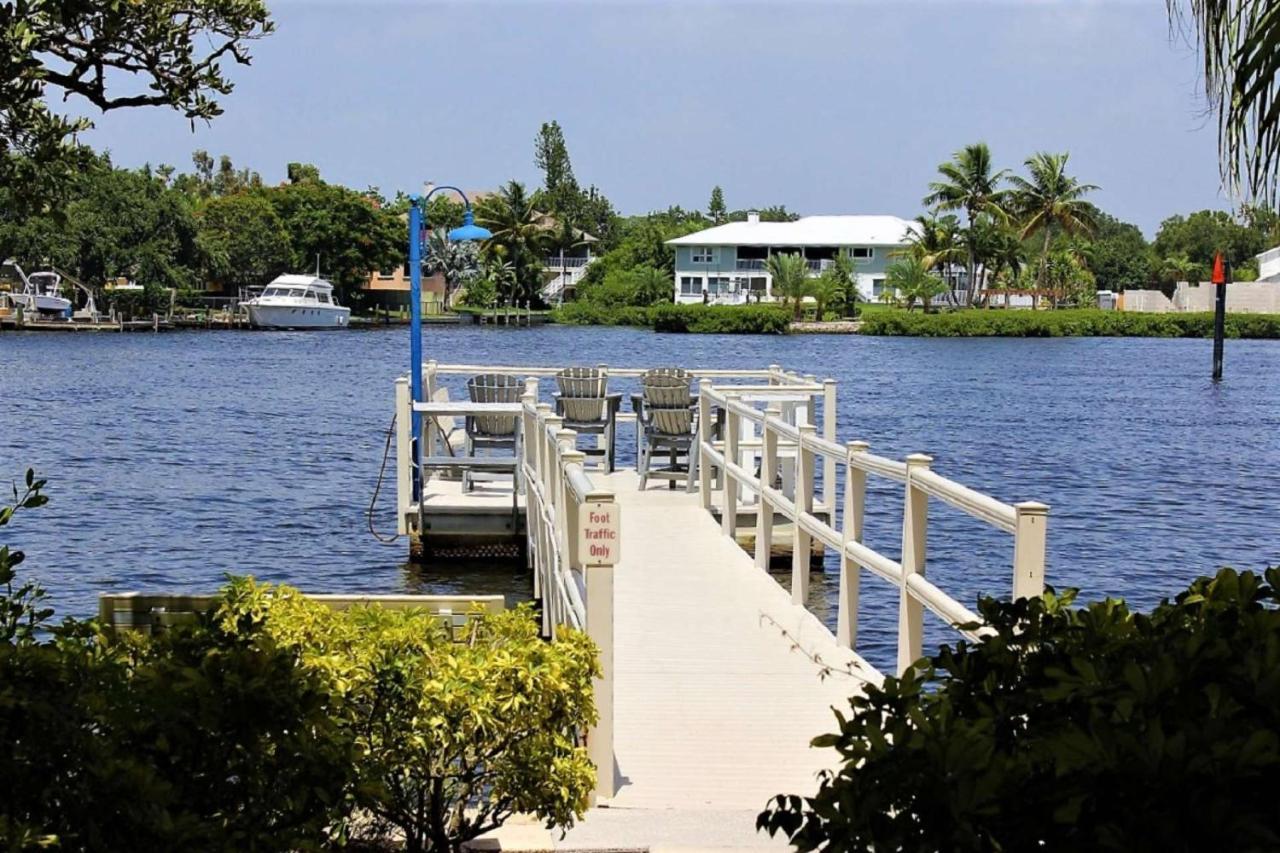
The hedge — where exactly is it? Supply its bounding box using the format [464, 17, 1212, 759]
[857, 308, 1280, 338]
[550, 302, 791, 334]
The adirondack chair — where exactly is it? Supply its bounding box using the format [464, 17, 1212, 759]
[637, 368, 698, 490]
[464, 373, 522, 492]
[555, 366, 619, 472]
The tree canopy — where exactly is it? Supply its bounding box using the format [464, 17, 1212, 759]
[0, 0, 273, 216]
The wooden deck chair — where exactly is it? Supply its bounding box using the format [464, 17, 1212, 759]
[464, 373, 522, 491]
[556, 366, 618, 472]
[638, 368, 698, 490]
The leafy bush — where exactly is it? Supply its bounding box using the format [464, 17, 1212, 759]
[575, 264, 672, 307]
[858, 307, 1280, 338]
[552, 302, 789, 333]
[216, 579, 600, 853]
[2, 476, 600, 853]
[760, 568, 1280, 852]
[1, 475, 354, 851]
[551, 301, 654, 327]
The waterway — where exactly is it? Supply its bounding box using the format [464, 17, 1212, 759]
[3, 326, 1278, 672]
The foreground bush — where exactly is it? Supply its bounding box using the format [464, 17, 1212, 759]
[760, 568, 1280, 852]
[1, 474, 600, 853]
[858, 307, 1280, 338]
[218, 579, 600, 853]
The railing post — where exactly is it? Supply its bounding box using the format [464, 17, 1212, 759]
[1012, 501, 1049, 600]
[394, 377, 412, 536]
[755, 405, 781, 570]
[768, 363, 782, 386]
[698, 379, 714, 511]
[837, 440, 869, 649]
[898, 453, 932, 675]
[721, 404, 739, 538]
[584, 549, 615, 802]
[792, 423, 816, 606]
[822, 378, 837, 512]
[803, 374, 817, 427]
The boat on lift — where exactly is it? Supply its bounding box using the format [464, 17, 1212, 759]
[243, 273, 351, 330]
[1, 259, 73, 318]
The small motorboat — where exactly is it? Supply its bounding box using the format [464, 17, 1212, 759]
[1, 259, 72, 318]
[244, 274, 351, 330]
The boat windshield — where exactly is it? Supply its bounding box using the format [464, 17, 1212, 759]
[264, 287, 305, 298]
[29, 273, 59, 291]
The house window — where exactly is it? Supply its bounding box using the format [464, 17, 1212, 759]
[692, 247, 718, 264]
[707, 276, 732, 295]
[377, 269, 396, 280]
[850, 247, 874, 260]
[748, 277, 767, 293]
[679, 276, 702, 296]
[872, 278, 887, 296]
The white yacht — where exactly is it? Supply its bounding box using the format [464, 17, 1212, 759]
[1, 259, 73, 318]
[244, 274, 351, 330]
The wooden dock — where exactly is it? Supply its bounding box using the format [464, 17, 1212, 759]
[396, 362, 1050, 849]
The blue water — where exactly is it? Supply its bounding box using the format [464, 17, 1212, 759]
[2, 326, 1278, 672]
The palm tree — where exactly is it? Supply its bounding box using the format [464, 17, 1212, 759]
[766, 253, 810, 320]
[1161, 253, 1203, 286]
[886, 257, 947, 313]
[476, 181, 552, 304]
[923, 143, 1009, 304]
[899, 213, 964, 303]
[1008, 152, 1099, 296]
[1170, 0, 1280, 205]
[424, 229, 479, 311]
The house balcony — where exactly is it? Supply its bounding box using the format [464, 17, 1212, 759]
[545, 256, 592, 270]
[734, 258, 833, 273]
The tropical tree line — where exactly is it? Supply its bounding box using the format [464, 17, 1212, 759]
[0, 150, 403, 309]
[889, 142, 1280, 313]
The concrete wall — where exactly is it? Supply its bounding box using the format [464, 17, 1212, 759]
[1122, 282, 1280, 314]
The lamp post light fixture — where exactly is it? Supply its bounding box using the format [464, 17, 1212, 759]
[408, 185, 491, 498]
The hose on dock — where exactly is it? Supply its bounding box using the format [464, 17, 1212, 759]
[366, 413, 400, 545]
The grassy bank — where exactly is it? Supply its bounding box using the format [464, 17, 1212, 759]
[552, 302, 791, 334]
[858, 308, 1280, 338]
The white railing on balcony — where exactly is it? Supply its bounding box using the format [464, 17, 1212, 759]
[545, 255, 592, 269]
[697, 369, 1048, 675]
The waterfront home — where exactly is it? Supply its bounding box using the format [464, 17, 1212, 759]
[666, 212, 920, 304]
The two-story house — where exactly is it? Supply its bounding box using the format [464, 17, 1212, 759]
[666, 213, 920, 304]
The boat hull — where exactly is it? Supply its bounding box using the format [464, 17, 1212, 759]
[9, 292, 72, 317]
[246, 303, 351, 329]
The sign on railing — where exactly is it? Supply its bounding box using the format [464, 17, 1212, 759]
[578, 501, 620, 565]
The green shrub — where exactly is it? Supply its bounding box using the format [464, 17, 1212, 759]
[2, 476, 600, 853]
[651, 303, 790, 334]
[760, 568, 1280, 852]
[215, 579, 600, 853]
[1, 474, 353, 852]
[551, 302, 653, 326]
[857, 307, 1280, 338]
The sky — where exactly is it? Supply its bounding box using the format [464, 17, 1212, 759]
[73, 0, 1229, 236]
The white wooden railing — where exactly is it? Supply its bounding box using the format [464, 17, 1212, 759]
[516, 376, 619, 801]
[698, 367, 1048, 675]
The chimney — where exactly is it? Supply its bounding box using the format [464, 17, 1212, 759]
[746, 210, 760, 224]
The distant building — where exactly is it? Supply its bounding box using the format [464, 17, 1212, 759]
[665, 212, 920, 304]
[1257, 245, 1280, 282]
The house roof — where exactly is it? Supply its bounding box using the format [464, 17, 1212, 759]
[666, 215, 920, 248]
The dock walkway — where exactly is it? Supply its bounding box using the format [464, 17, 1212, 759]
[398, 363, 1050, 851]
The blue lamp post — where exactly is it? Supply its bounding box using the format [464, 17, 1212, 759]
[408, 186, 492, 498]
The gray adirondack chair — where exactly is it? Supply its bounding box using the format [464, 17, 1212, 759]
[637, 368, 698, 490]
[555, 366, 618, 472]
[464, 373, 522, 491]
